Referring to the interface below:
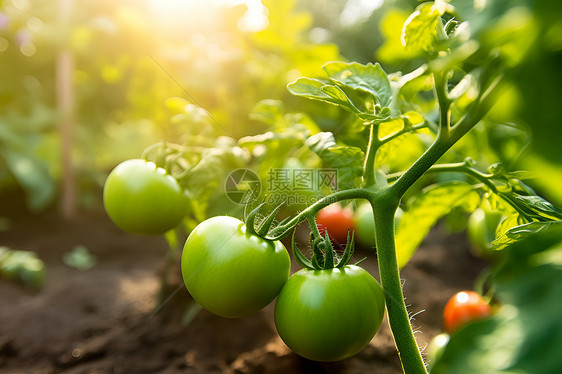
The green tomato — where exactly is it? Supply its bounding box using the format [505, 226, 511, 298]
[103, 159, 189, 235]
[427, 333, 450, 365]
[181, 216, 290, 318]
[354, 203, 403, 249]
[274, 265, 385, 362]
[467, 208, 504, 257]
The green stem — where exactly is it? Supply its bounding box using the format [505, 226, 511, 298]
[434, 70, 451, 139]
[423, 162, 537, 221]
[370, 192, 427, 374]
[363, 123, 380, 187]
[380, 122, 428, 144]
[267, 188, 373, 240]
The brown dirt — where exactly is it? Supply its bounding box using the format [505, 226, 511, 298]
[0, 192, 488, 374]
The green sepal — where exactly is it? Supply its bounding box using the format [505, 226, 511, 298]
[245, 201, 266, 236]
[256, 202, 284, 237]
[354, 257, 367, 266]
[311, 233, 325, 269]
[291, 230, 314, 270]
[323, 232, 335, 269]
[336, 231, 356, 268]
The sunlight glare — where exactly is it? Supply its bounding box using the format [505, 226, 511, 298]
[147, 0, 268, 32]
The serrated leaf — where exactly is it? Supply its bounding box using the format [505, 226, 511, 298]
[322, 61, 393, 108]
[396, 182, 480, 268]
[288, 72, 391, 123]
[288, 77, 358, 112]
[401, 2, 441, 52]
[492, 221, 562, 251]
[305, 132, 364, 190]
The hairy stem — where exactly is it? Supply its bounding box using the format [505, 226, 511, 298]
[370, 193, 427, 374]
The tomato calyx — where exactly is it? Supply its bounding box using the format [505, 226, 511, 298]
[245, 201, 286, 238]
[292, 229, 356, 270]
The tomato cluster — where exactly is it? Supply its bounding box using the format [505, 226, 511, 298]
[180, 210, 386, 361]
[103, 162, 388, 361]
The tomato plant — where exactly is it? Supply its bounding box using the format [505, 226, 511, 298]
[316, 204, 355, 243]
[102, 0, 562, 371]
[181, 215, 290, 318]
[274, 265, 385, 362]
[443, 291, 492, 334]
[103, 159, 189, 235]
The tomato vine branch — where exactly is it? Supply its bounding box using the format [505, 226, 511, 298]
[362, 123, 381, 188]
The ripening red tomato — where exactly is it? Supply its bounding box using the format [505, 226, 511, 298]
[316, 204, 355, 243]
[443, 291, 492, 333]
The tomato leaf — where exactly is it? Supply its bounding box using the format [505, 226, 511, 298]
[305, 132, 364, 190]
[492, 221, 562, 251]
[1, 151, 56, 211]
[287, 77, 362, 114]
[510, 194, 562, 220]
[287, 62, 394, 123]
[322, 61, 393, 109]
[249, 99, 285, 126]
[396, 182, 480, 268]
[401, 2, 442, 53]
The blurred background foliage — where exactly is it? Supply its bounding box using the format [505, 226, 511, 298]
[0, 0, 560, 214]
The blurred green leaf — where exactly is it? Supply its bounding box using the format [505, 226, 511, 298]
[0, 248, 45, 289]
[401, 2, 441, 53]
[249, 99, 285, 126]
[396, 182, 480, 268]
[493, 221, 562, 252]
[508, 194, 562, 221]
[63, 245, 97, 271]
[1, 151, 56, 211]
[305, 132, 364, 190]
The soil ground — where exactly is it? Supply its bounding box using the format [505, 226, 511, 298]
[0, 191, 488, 374]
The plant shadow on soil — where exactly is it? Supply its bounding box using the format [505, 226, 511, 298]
[0, 191, 488, 374]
